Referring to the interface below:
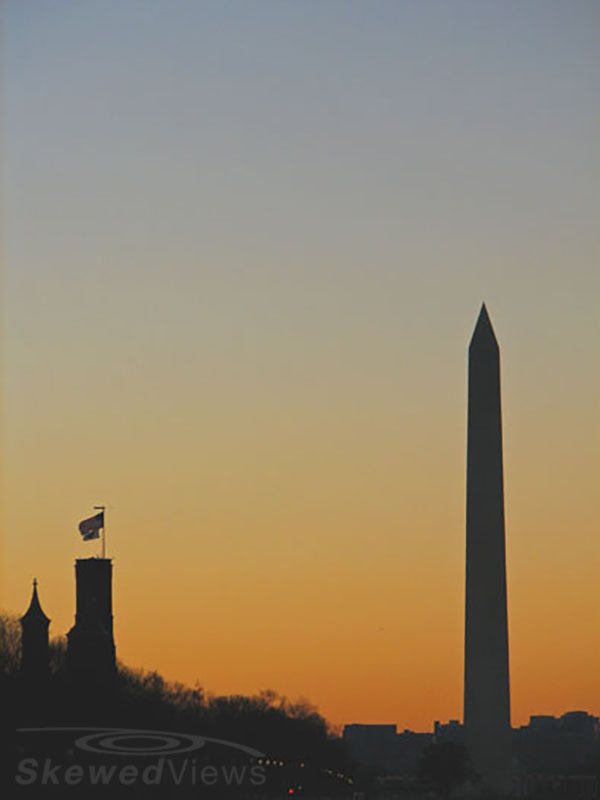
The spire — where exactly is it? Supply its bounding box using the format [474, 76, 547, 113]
[21, 579, 50, 625]
[469, 302, 499, 353]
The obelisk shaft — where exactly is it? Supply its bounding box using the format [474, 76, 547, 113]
[464, 305, 512, 794]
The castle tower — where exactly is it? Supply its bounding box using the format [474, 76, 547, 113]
[20, 579, 50, 679]
[464, 304, 512, 794]
[66, 558, 116, 685]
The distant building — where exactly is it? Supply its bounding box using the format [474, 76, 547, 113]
[514, 711, 599, 774]
[343, 724, 433, 773]
[20, 579, 50, 679]
[344, 711, 600, 788]
[434, 719, 464, 744]
[343, 724, 398, 772]
[515, 773, 598, 799]
[66, 557, 116, 685]
[395, 729, 433, 771]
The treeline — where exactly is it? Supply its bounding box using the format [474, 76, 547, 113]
[0, 612, 351, 796]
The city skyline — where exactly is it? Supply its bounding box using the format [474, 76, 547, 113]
[2, 1, 599, 732]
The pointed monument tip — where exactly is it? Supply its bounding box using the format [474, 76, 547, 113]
[470, 302, 498, 349]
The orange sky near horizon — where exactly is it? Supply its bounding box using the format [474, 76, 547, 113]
[2, 0, 599, 733]
[2, 299, 598, 731]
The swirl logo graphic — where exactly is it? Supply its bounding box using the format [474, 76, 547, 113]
[18, 728, 265, 758]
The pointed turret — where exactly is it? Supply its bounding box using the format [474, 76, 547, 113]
[21, 579, 50, 625]
[20, 579, 50, 679]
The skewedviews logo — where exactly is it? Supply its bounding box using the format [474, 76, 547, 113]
[15, 727, 267, 788]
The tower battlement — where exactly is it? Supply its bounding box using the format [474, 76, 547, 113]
[66, 557, 116, 685]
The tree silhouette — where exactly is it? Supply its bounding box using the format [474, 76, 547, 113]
[1, 612, 352, 796]
[419, 741, 471, 798]
[0, 613, 20, 675]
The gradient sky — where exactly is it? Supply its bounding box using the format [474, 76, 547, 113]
[2, 1, 599, 732]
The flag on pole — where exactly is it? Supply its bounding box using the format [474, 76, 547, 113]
[79, 511, 104, 541]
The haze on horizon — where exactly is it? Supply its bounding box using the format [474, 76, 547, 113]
[2, 0, 599, 731]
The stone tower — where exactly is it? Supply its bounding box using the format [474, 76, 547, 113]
[464, 304, 512, 794]
[66, 558, 116, 685]
[20, 579, 50, 679]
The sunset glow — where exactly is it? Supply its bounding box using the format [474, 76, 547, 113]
[2, 1, 599, 733]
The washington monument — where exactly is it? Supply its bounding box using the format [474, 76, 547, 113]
[464, 304, 512, 794]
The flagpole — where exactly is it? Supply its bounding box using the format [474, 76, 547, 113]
[95, 506, 106, 559]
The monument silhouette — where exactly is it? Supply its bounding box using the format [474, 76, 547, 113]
[464, 304, 512, 793]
